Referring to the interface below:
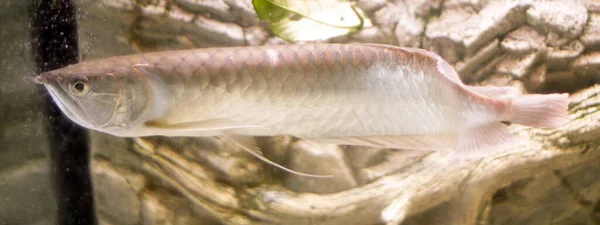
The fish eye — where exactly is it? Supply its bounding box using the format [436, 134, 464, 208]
[68, 76, 91, 96]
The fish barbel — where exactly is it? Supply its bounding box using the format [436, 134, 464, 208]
[31, 43, 569, 158]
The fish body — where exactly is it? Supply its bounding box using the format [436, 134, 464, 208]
[32, 43, 569, 157]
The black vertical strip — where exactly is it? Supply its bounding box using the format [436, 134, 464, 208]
[29, 0, 97, 225]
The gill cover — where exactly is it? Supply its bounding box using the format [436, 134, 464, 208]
[127, 65, 172, 128]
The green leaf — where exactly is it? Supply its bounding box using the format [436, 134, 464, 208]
[252, 0, 371, 42]
[253, 0, 292, 23]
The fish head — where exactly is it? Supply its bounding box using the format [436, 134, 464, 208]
[30, 65, 161, 135]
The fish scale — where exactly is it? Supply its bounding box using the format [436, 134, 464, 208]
[167, 45, 461, 137]
[32, 43, 569, 158]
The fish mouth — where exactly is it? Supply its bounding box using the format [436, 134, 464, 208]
[24, 76, 44, 84]
[25, 72, 61, 85]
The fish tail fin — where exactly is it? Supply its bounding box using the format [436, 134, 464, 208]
[507, 94, 570, 128]
[455, 122, 522, 159]
[453, 93, 570, 159]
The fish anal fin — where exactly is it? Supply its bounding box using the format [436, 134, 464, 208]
[455, 122, 522, 159]
[221, 136, 332, 178]
[306, 134, 458, 151]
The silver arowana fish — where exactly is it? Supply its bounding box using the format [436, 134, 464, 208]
[31, 43, 570, 160]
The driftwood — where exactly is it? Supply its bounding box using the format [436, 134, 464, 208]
[80, 0, 600, 225]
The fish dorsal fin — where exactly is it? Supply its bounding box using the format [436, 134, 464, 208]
[306, 134, 458, 151]
[144, 119, 265, 136]
[455, 122, 523, 159]
[356, 43, 465, 85]
[466, 86, 522, 99]
[434, 56, 463, 84]
[220, 136, 333, 178]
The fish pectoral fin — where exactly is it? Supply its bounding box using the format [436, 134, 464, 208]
[467, 86, 522, 99]
[221, 136, 333, 178]
[306, 134, 458, 151]
[144, 119, 263, 133]
[456, 122, 523, 159]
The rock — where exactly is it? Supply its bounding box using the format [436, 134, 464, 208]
[456, 39, 501, 82]
[354, 27, 396, 45]
[90, 133, 145, 169]
[581, 13, 600, 48]
[78, 1, 138, 58]
[223, 0, 260, 27]
[285, 140, 357, 194]
[573, 52, 600, 79]
[98, 218, 115, 225]
[356, 150, 426, 184]
[375, 0, 427, 48]
[496, 52, 542, 78]
[244, 26, 269, 46]
[345, 146, 386, 170]
[500, 26, 545, 55]
[405, 0, 443, 18]
[333, 26, 396, 45]
[133, 3, 197, 50]
[509, 79, 528, 95]
[256, 136, 295, 167]
[374, 3, 405, 27]
[264, 36, 289, 46]
[98, 0, 135, 11]
[561, 164, 600, 202]
[134, 1, 246, 49]
[489, 173, 580, 225]
[528, 66, 586, 94]
[141, 188, 219, 225]
[393, 4, 426, 47]
[357, 0, 386, 14]
[131, 138, 241, 211]
[442, 0, 482, 10]
[546, 40, 584, 70]
[526, 1, 588, 38]
[527, 64, 547, 93]
[478, 73, 515, 87]
[593, 201, 600, 224]
[425, 37, 464, 64]
[472, 54, 507, 82]
[545, 71, 580, 93]
[583, 0, 600, 13]
[255, 136, 295, 172]
[426, 6, 476, 45]
[93, 160, 142, 225]
[173, 0, 232, 22]
[476, 73, 528, 94]
[462, 0, 529, 55]
[191, 15, 246, 46]
[141, 192, 173, 225]
[545, 32, 574, 48]
[182, 137, 266, 185]
[427, 1, 529, 56]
